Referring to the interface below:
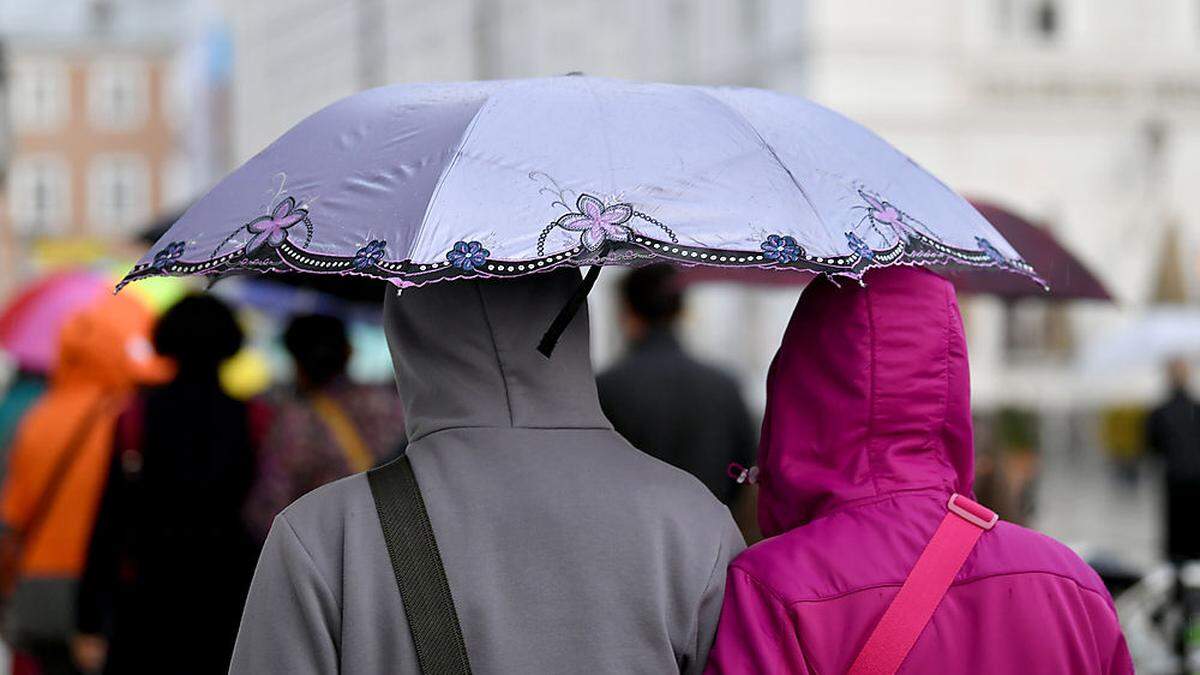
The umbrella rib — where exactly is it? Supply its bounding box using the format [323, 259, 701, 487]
[697, 89, 829, 233]
[405, 93, 498, 266]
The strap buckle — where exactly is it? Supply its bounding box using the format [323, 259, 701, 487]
[726, 463, 759, 485]
[947, 493, 998, 531]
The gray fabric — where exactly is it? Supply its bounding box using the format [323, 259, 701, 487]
[5, 577, 76, 646]
[230, 269, 744, 674]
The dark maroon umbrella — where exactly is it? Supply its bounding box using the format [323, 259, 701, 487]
[677, 200, 1110, 301]
[945, 200, 1110, 301]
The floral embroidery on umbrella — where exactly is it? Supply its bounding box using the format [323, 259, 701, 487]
[555, 194, 635, 252]
[152, 241, 186, 271]
[352, 240, 387, 270]
[855, 189, 934, 246]
[761, 234, 803, 264]
[845, 232, 875, 261]
[446, 241, 490, 271]
[245, 197, 309, 253]
[976, 237, 1008, 267]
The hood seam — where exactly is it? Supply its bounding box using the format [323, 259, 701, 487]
[934, 287, 961, 485]
[793, 486, 950, 530]
[472, 281, 515, 427]
[865, 283, 882, 498]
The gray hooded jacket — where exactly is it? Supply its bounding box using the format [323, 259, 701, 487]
[229, 269, 744, 674]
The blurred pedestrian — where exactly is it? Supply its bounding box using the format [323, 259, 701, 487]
[597, 265, 756, 508]
[1146, 358, 1200, 562]
[74, 295, 261, 675]
[705, 267, 1131, 674]
[243, 313, 404, 540]
[0, 368, 46, 473]
[0, 294, 164, 675]
[230, 271, 743, 673]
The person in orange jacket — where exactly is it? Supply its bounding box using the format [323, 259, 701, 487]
[0, 293, 167, 675]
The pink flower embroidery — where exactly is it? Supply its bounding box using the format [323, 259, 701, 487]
[859, 190, 917, 244]
[556, 194, 635, 251]
[246, 197, 308, 253]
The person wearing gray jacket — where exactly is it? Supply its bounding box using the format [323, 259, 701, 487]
[229, 268, 745, 674]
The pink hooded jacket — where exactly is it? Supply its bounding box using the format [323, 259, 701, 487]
[705, 267, 1132, 674]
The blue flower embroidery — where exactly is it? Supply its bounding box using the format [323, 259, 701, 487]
[975, 237, 1007, 266]
[760, 234, 802, 264]
[352, 240, 387, 270]
[846, 232, 875, 261]
[446, 241, 490, 271]
[152, 241, 186, 271]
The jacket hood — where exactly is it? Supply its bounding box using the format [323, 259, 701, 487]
[52, 294, 170, 391]
[757, 266, 974, 536]
[384, 269, 611, 442]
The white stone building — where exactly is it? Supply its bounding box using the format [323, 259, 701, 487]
[799, 0, 1200, 413]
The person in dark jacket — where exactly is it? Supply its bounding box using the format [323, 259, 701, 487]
[597, 265, 756, 506]
[1146, 358, 1200, 562]
[73, 295, 262, 675]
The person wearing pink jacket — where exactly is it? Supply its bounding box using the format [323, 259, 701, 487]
[705, 266, 1133, 674]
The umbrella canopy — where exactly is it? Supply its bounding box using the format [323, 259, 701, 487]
[0, 270, 109, 372]
[122, 77, 1038, 293]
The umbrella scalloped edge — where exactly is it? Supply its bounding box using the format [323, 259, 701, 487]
[118, 190, 1044, 293]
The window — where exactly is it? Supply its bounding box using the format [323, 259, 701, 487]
[1034, 0, 1058, 40]
[8, 156, 70, 236]
[11, 59, 67, 132]
[1002, 301, 1074, 362]
[88, 155, 149, 234]
[994, 0, 1015, 35]
[88, 59, 148, 130]
[993, 0, 1061, 43]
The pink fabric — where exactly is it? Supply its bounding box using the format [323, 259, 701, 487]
[847, 503, 988, 675]
[705, 267, 1132, 674]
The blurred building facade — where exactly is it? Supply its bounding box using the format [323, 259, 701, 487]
[0, 0, 231, 293]
[226, 0, 805, 164]
[799, 0, 1200, 412]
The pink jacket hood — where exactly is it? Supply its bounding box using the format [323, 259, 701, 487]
[758, 266, 974, 537]
[706, 266, 1132, 674]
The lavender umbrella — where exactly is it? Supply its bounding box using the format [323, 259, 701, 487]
[122, 77, 1040, 352]
[124, 77, 1038, 287]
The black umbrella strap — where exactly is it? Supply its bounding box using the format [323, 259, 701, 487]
[537, 265, 602, 358]
[367, 455, 473, 675]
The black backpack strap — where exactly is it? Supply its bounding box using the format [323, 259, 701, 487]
[367, 455, 473, 675]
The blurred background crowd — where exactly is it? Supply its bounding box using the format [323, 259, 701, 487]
[0, 0, 1197, 672]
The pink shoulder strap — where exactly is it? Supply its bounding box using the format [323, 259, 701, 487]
[847, 494, 998, 675]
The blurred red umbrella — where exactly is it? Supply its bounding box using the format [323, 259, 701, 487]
[677, 199, 1110, 301]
